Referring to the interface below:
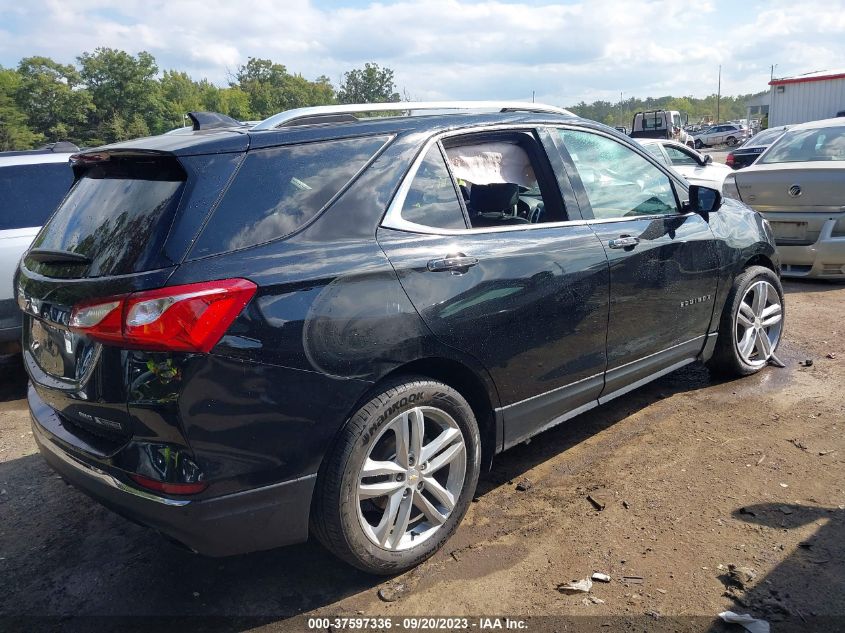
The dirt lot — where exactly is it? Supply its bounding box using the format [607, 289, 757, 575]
[1, 280, 843, 632]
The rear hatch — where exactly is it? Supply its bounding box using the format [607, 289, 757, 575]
[17, 146, 244, 450]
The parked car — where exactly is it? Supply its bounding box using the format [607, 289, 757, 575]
[0, 143, 76, 357]
[726, 126, 790, 170]
[723, 117, 845, 278]
[18, 101, 783, 574]
[630, 110, 693, 146]
[693, 123, 750, 149]
[636, 138, 732, 189]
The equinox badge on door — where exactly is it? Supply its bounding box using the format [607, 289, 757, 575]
[680, 294, 712, 307]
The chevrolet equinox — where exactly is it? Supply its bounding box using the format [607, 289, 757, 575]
[16, 102, 784, 574]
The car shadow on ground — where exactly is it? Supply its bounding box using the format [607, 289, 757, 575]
[703, 503, 845, 632]
[0, 360, 745, 632]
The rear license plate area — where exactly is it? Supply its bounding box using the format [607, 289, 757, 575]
[771, 221, 807, 242]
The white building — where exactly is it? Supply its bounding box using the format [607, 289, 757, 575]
[768, 69, 845, 127]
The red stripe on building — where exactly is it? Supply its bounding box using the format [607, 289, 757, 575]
[769, 73, 845, 86]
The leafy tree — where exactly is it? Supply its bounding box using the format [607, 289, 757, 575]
[337, 63, 400, 104]
[160, 70, 203, 128]
[78, 48, 164, 141]
[199, 83, 252, 120]
[14, 57, 93, 144]
[0, 67, 42, 150]
[234, 57, 335, 118]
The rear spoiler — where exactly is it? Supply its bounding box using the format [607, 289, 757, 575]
[187, 112, 245, 131]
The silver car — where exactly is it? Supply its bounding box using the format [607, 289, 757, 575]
[722, 118, 845, 278]
[693, 124, 750, 149]
[637, 139, 732, 189]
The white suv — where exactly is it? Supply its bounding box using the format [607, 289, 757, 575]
[0, 143, 76, 356]
[693, 124, 750, 149]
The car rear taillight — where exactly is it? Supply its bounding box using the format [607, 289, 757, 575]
[726, 152, 735, 167]
[68, 278, 257, 352]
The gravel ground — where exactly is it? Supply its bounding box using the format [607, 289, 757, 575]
[0, 280, 843, 632]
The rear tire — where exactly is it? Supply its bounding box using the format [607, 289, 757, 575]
[694, 139, 703, 149]
[726, 136, 739, 147]
[312, 378, 481, 574]
[707, 266, 785, 377]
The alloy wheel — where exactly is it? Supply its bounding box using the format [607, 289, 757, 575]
[734, 280, 783, 367]
[356, 406, 467, 551]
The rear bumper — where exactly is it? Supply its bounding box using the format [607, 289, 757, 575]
[769, 216, 845, 279]
[31, 388, 315, 556]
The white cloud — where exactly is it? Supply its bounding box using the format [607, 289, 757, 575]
[0, 0, 843, 105]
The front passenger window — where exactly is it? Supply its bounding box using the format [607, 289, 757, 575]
[558, 129, 680, 220]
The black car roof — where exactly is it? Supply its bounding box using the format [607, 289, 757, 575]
[89, 111, 585, 157]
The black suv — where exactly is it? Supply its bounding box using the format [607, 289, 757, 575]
[16, 103, 784, 574]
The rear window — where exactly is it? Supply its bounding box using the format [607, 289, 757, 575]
[641, 113, 666, 130]
[191, 135, 391, 257]
[28, 155, 186, 278]
[0, 162, 74, 230]
[760, 126, 845, 164]
[744, 127, 786, 148]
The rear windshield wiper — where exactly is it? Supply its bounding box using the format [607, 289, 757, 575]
[27, 249, 92, 265]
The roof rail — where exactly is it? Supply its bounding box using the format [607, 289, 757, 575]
[251, 101, 575, 131]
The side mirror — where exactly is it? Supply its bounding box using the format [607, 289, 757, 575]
[688, 184, 722, 215]
[703, 154, 713, 165]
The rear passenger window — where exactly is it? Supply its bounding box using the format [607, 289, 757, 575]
[400, 146, 467, 229]
[642, 143, 668, 164]
[0, 162, 74, 230]
[663, 145, 699, 166]
[192, 135, 390, 256]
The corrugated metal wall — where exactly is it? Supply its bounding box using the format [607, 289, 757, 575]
[769, 78, 845, 126]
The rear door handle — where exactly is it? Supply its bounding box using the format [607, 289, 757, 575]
[608, 236, 640, 249]
[427, 254, 479, 272]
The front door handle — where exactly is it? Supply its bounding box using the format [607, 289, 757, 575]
[427, 254, 479, 272]
[608, 235, 640, 249]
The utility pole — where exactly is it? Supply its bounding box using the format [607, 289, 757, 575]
[716, 65, 721, 123]
[532, 90, 535, 103]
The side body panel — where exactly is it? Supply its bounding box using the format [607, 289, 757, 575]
[587, 214, 720, 395]
[545, 124, 721, 395]
[377, 225, 610, 448]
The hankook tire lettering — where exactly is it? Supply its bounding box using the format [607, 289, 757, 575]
[361, 392, 424, 445]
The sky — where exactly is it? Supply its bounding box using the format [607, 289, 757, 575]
[1, 0, 843, 107]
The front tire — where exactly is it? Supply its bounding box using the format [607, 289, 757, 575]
[694, 139, 704, 149]
[707, 266, 785, 377]
[312, 378, 481, 574]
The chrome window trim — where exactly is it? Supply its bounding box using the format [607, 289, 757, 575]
[382, 124, 587, 235]
[581, 211, 698, 226]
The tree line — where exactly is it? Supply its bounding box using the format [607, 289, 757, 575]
[570, 93, 766, 129]
[1, 46, 766, 151]
[0, 48, 400, 150]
